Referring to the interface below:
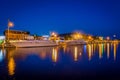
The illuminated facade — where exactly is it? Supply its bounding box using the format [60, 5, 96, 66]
[4, 30, 30, 40]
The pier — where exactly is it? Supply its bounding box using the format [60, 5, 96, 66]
[87, 40, 119, 44]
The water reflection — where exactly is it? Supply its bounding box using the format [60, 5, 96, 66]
[113, 42, 118, 60]
[107, 43, 110, 59]
[63, 45, 67, 53]
[0, 43, 118, 62]
[74, 46, 78, 61]
[0, 49, 6, 62]
[8, 57, 15, 76]
[1, 43, 118, 62]
[52, 47, 58, 62]
[87, 44, 92, 61]
[6, 48, 16, 76]
[0, 50, 4, 62]
[98, 44, 103, 59]
[114, 43, 116, 60]
[0, 42, 119, 76]
[66, 45, 83, 61]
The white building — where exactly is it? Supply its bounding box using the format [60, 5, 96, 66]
[0, 36, 5, 40]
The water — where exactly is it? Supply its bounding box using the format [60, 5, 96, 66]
[0, 43, 120, 80]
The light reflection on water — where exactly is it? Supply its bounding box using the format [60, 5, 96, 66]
[8, 57, 15, 76]
[0, 42, 119, 78]
[0, 50, 4, 62]
[107, 43, 110, 59]
[0, 49, 5, 62]
[52, 47, 58, 62]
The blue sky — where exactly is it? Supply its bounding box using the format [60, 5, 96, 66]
[0, 0, 120, 37]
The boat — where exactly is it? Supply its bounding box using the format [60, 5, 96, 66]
[4, 40, 58, 48]
[2, 29, 58, 48]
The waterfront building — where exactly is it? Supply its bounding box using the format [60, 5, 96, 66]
[4, 30, 30, 40]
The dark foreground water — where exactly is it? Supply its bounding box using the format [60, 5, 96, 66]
[0, 43, 120, 80]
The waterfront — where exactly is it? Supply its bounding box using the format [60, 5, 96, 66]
[0, 42, 120, 80]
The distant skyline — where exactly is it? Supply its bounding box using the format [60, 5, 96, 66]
[0, 0, 120, 37]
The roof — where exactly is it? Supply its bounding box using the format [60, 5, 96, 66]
[4, 29, 30, 34]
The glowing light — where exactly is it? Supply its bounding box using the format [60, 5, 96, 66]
[91, 44, 94, 55]
[99, 37, 103, 40]
[107, 43, 110, 59]
[113, 43, 117, 61]
[93, 44, 96, 53]
[52, 48, 58, 62]
[51, 32, 57, 37]
[79, 52, 82, 56]
[113, 40, 119, 44]
[72, 32, 83, 40]
[104, 44, 106, 53]
[102, 44, 104, 54]
[113, 35, 116, 37]
[98, 44, 102, 59]
[8, 21, 14, 27]
[8, 58, 15, 76]
[88, 36, 93, 40]
[74, 46, 78, 61]
[50, 32, 60, 40]
[106, 37, 110, 40]
[88, 44, 92, 61]
[77, 34, 83, 39]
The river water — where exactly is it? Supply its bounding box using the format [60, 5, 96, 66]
[0, 43, 120, 80]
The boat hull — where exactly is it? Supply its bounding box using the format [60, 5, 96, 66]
[4, 40, 58, 48]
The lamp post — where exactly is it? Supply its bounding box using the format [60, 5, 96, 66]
[7, 19, 14, 42]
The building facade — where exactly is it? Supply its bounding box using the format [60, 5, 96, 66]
[4, 30, 30, 40]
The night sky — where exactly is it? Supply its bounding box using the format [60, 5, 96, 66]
[0, 0, 120, 37]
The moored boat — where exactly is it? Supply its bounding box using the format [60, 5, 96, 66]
[3, 29, 58, 48]
[4, 40, 58, 48]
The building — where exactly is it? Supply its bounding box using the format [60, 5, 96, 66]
[4, 30, 30, 40]
[58, 32, 86, 40]
[0, 36, 5, 40]
[42, 35, 50, 40]
[58, 33, 72, 40]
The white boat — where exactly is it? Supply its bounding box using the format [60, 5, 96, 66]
[4, 40, 58, 48]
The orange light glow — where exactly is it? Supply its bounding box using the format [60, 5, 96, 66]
[98, 44, 102, 59]
[74, 46, 78, 61]
[113, 43, 117, 61]
[52, 48, 58, 62]
[107, 43, 110, 59]
[99, 37, 103, 40]
[72, 32, 83, 40]
[8, 58, 15, 76]
[88, 36, 92, 40]
[8, 21, 14, 27]
[51, 32, 57, 37]
[88, 44, 92, 61]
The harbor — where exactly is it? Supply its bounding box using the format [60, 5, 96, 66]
[0, 0, 120, 79]
[0, 25, 119, 80]
[0, 29, 119, 48]
[0, 41, 120, 80]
